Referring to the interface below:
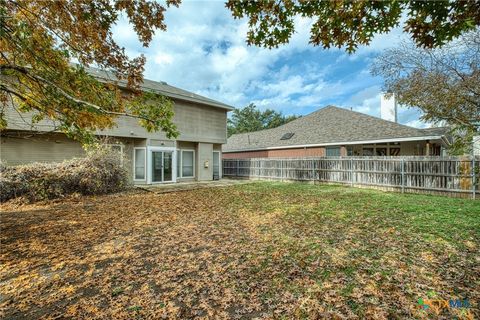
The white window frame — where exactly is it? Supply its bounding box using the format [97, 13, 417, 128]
[325, 146, 340, 157]
[177, 149, 195, 179]
[213, 151, 221, 179]
[133, 147, 147, 181]
[147, 146, 177, 184]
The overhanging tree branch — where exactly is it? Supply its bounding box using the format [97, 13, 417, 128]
[1, 64, 157, 125]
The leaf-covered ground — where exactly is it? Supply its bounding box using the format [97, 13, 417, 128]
[1, 182, 479, 319]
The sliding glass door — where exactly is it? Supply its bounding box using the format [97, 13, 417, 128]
[163, 152, 173, 181]
[151, 151, 163, 182]
[148, 148, 176, 183]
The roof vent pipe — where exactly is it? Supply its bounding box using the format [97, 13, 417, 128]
[380, 92, 397, 123]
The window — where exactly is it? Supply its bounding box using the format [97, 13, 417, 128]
[280, 132, 295, 140]
[347, 146, 354, 156]
[134, 148, 146, 180]
[362, 148, 374, 156]
[326, 147, 341, 157]
[182, 150, 194, 177]
[177, 150, 195, 178]
[376, 148, 387, 156]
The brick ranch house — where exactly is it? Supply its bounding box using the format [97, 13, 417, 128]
[223, 106, 449, 159]
[1, 69, 233, 184]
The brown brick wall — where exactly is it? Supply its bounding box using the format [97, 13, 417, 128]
[222, 150, 269, 159]
[223, 147, 326, 159]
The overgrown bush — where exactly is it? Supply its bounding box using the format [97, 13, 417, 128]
[0, 145, 129, 203]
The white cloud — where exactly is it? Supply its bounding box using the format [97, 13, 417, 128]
[111, 2, 421, 126]
[405, 119, 428, 128]
[154, 53, 174, 65]
[341, 85, 382, 115]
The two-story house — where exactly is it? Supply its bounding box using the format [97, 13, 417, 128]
[0, 69, 233, 184]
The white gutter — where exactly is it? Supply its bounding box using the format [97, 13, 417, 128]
[224, 135, 445, 153]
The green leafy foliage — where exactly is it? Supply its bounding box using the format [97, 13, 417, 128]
[228, 103, 300, 136]
[226, 1, 480, 52]
[127, 91, 179, 138]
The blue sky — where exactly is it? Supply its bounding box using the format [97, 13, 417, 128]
[112, 0, 426, 128]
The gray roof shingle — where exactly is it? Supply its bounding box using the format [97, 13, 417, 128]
[224, 106, 446, 152]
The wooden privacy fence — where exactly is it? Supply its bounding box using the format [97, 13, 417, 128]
[223, 156, 480, 198]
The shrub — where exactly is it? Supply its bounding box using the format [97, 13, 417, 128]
[0, 145, 129, 203]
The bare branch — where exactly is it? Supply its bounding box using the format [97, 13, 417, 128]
[1, 64, 156, 124]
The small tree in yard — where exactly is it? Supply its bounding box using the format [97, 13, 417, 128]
[227, 103, 299, 136]
[371, 29, 480, 154]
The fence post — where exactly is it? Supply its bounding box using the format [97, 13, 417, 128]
[473, 156, 476, 200]
[280, 159, 283, 181]
[350, 158, 354, 186]
[236, 159, 239, 177]
[311, 159, 315, 182]
[401, 158, 405, 193]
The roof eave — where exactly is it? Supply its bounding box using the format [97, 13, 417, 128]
[92, 74, 234, 111]
[156, 91, 234, 111]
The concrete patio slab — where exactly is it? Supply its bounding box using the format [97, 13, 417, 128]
[136, 179, 253, 194]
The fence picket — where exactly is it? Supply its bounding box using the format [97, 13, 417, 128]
[223, 156, 480, 198]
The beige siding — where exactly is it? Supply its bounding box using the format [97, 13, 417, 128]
[177, 141, 196, 149]
[121, 140, 134, 183]
[172, 101, 227, 144]
[5, 98, 228, 144]
[133, 139, 148, 148]
[105, 100, 227, 143]
[0, 132, 144, 183]
[148, 139, 175, 147]
[3, 103, 62, 133]
[197, 143, 213, 181]
[0, 133, 85, 165]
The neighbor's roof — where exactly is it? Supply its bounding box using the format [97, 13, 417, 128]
[419, 127, 450, 135]
[87, 67, 234, 111]
[224, 106, 447, 152]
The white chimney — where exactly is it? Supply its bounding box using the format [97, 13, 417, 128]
[381, 93, 397, 123]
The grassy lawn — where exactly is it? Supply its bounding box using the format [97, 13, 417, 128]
[1, 182, 479, 319]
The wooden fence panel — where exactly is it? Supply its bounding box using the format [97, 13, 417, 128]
[222, 156, 480, 198]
